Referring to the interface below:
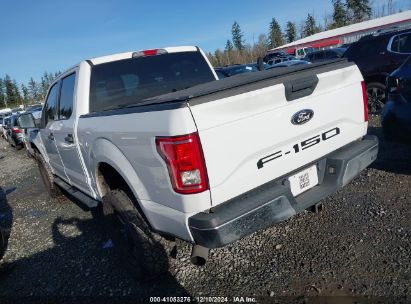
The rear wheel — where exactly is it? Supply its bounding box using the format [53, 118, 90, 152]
[36, 153, 62, 198]
[366, 82, 386, 114]
[102, 189, 174, 280]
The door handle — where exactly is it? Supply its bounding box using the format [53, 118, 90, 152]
[284, 75, 319, 101]
[48, 133, 54, 141]
[64, 134, 74, 144]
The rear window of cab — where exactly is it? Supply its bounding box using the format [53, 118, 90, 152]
[89, 51, 215, 113]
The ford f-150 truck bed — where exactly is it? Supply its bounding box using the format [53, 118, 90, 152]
[19, 46, 378, 278]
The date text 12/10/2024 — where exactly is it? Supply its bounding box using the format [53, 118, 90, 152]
[149, 296, 257, 302]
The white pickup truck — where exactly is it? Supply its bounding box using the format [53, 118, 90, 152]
[19, 46, 378, 278]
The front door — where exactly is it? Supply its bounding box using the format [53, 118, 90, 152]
[40, 81, 68, 181]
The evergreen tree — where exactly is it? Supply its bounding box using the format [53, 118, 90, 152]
[21, 84, 29, 105]
[0, 78, 5, 108]
[346, 0, 371, 23]
[331, 0, 347, 28]
[303, 14, 320, 37]
[12, 79, 22, 105]
[4, 75, 19, 107]
[28, 77, 40, 102]
[225, 40, 234, 52]
[231, 21, 245, 51]
[285, 21, 297, 43]
[40, 71, 55, 100]
[268, 18, 284, 48]
[298, 20, 306, 38]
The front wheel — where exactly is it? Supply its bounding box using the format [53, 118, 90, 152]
[36, 153, 62, 198]
[15, 143, 24, 150]
[102, 189, 174, 280]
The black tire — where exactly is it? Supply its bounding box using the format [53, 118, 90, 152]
[36, 153, 62, 198]
[366, 82, 386, 114]
[102, 189, 174, 280]
[15, 143, 24, 151]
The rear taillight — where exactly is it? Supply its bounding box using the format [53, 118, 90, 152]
[361, 81, 368, 122]
[156, 132, 209, 194]
[132, 49, 167, 58]
[12, 127, 21, 134]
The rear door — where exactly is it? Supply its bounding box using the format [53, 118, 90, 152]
[40, 82, 68, 181]
[189, 62, 367, 206]
[53, 72, 91, 195]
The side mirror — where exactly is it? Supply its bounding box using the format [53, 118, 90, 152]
[17, 113, 36, 129]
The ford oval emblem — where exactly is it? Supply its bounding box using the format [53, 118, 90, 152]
[291, 109, 314, 125]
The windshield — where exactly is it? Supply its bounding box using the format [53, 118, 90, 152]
[89, 51, 215, 112]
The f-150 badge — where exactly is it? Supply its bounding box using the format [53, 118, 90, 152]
[291, 109, 314, 125]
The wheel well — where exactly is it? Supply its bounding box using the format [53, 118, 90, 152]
[96, 162, 153, 228]
[364, 75, 387, 86]
[96, 162, 130, 197]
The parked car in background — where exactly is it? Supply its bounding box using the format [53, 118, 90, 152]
[343, 28, 411, 112]
[11, 108, 23, 114]
[5, 114, 25, 150]
[214, 68, 228, 79]
[266, 60, 310, 69]
[303, 48, 346, 63]
[0, 109, 12, 135]
[263, 51, 288, 63]
[381, 55, 411, 141]
[215, 64, 259, 78]
[295, 47, 317, 59]
[267, 56, 297, 66]
[1, 116, 11, 140]
[19, 108, 42, 156]
[25, 104, 43, 113]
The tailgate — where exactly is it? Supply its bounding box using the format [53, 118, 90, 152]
[189, 61, 368, 206]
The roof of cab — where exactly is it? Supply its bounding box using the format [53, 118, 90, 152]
[54, 46, 200, 83]
[87, 46, 198, 65]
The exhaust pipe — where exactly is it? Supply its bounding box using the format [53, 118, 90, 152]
[309, 202, 323, 213]
[190, 245, 209, 266]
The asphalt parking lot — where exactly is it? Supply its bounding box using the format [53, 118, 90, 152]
[0, 115, 409, 302]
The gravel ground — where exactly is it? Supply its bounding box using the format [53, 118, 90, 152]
[0, 115, 409, 302]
